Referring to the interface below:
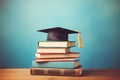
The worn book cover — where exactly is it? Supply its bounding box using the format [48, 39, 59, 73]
[31, 65, 82, 76]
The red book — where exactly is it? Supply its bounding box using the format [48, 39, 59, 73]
[35, 58, 80, 62]
[35, 52, 79, 59]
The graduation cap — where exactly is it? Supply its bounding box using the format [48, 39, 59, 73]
[37, 27, 82, 48]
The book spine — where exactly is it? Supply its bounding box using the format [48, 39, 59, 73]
[31, 68, 82, 76]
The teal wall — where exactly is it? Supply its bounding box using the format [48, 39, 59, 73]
[0, 0, 120, 68]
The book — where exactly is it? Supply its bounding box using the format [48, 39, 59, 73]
[30, 66, 82, 76]
[35, 52, 79, 59]
[32, 61, 80, 68]
[35, 58, 80, 62]
[36, 47, 70, 53]
[38, 41, 75, 47]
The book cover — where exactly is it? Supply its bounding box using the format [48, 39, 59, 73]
[38, 41, 75, 47]
[35, 52, 79, 59]
[30, 66, 82, 76]
[32, 61, 80, 69]
[36, 47, 70, 53]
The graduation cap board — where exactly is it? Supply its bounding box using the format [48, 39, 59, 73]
[37, 27, 82, 48]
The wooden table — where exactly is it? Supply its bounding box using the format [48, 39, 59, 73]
[0, 68, 120, 80]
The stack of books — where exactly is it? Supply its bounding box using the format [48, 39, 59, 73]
[31, 41, 82, 76]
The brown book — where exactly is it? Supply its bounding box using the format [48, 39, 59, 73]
[35, 52, 79, 59]
[30, 66, 82, 76]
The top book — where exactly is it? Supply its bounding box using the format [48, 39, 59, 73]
[38, 41, 75, 47]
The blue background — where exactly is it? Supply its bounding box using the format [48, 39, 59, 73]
[0, 0, 120, 68]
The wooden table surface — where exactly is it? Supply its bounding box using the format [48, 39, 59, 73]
[0, 68, 120, 80]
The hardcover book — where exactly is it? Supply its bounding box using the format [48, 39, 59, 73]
[38, 41, 75, 47]
[35, 52, 79, 59]
[35, 58, 80, 62]
[31, 66, 82, 76]
[32, 61, 80, 69]
[36, 47, 70, 53]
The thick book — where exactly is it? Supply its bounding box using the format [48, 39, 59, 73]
[30, 66, 82, 76]
[36, 58, 80, 62]
[32, 61, 80, 69]
[35, 52, 79, 59]
[36, 47, 70, 53]
[38, 41, 75, 47]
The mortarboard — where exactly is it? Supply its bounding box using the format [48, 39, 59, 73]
[37, 27, 82, 48]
